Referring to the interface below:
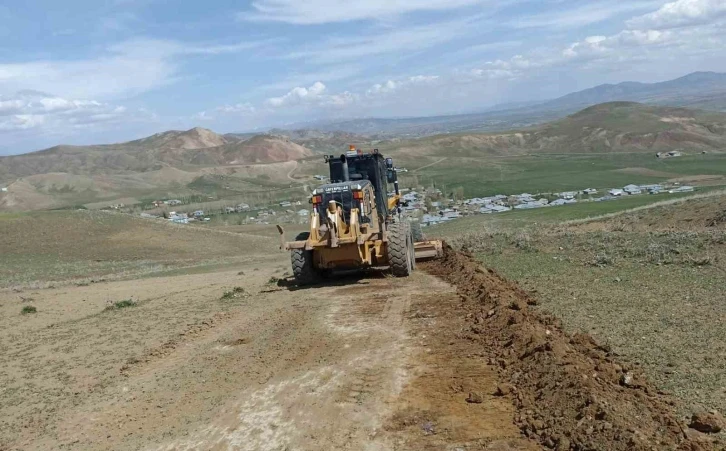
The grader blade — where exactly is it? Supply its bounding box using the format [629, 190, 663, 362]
[414, 240, 444, 261]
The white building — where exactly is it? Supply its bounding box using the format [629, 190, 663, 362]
[623, 184, 642, 195]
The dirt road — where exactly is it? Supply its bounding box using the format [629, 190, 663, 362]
[2, 246, 720, 450]
[0, 257, 529, 450]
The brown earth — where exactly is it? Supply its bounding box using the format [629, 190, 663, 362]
[1, 215, 722, 450]
[0, 262, 531, 450]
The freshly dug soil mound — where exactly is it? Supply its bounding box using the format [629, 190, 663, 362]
[422, 245, 721, 451]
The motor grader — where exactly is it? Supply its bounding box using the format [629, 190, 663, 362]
[278, 146, 442, 285]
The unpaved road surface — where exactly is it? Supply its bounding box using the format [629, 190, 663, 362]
[0, 257, 531, 450]
[2, 247, 721, 450]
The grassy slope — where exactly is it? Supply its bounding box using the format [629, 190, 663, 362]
[0, 210, 277, 287]
[436, 193, 726, 418]
[389, 152, 726, 199]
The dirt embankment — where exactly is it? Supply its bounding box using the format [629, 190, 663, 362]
[422, 246, 722, 451]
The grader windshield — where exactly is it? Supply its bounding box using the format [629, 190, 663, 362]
[325, 151, 392, 222]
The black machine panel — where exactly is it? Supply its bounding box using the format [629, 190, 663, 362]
[327, 153, 390, 221]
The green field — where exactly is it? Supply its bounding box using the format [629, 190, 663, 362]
[393, 152, 726, 198]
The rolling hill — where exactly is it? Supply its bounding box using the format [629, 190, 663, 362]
[0, 127, 312, 180]
[3, 102, 726, 211]
[0, 128, 314, 211]
[390, 102, 726, 157]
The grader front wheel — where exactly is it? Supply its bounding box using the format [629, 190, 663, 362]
[291, 248, 321, 286]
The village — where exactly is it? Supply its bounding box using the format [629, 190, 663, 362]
[133, 179, 695, 227]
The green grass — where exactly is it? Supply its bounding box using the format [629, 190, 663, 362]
[105, 299, 137, 310]
[394, 153, 726, 199]
[21, 305, 37, 315]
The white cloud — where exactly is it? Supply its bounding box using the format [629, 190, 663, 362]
[510, 1, 662, 29]
[563, 29, 675, 61]
[241, 0, 487, 24]
[265, 81, 328, 107]
[366, 75, 440, 96]
[194, 102, 256, 121]
[0, 38, 271, 101]
[281, 19, 475, 64]
[263, 81, 361, 111]
[0, 91, 148, 133]
[216, 103, 256, 114]
[627, 0, 726, 29]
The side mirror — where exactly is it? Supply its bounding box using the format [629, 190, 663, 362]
[387, 169, 397, 184]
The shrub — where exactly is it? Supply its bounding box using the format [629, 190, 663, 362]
[106, 299, 137, 310]
[589, 253, 614, 267]
[512, 232, 536, 252]
[21, 305, 37, 315]
[221, 287, 245, 300]
[644, 242, 675, 265]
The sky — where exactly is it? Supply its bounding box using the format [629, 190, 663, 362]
[1, 0, 726, 154]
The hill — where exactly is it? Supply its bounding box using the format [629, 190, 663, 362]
[267, 129, 376, 153]
[0, 128, 312, 180]
[391, 102, 726, 157]
[0, 128, 315, 211]
[217, 135, 312, 164]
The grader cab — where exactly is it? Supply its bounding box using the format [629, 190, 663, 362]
[278, 147, 442, 285]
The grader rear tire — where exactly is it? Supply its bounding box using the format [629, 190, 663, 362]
[291, 248, 320, 286]
[388, 222, 414, 277]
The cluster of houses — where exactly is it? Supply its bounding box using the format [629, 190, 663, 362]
[139, 179, 697, 228]
[607, 184, 694, 197]
[405, 182, 697, 227]
[656, 150, 682, 158]
[152, 199, 183, 207]
[224, 203, 251, 214]
[151, 210, 210, 224]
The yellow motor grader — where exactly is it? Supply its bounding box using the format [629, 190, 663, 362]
[278, 147, 442, 285]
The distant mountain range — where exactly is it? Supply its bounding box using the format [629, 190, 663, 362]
[535, 71, 726, 112]
[271, 72, 726, 138]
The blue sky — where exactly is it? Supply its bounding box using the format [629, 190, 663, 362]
[1, 0, 726, 154]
